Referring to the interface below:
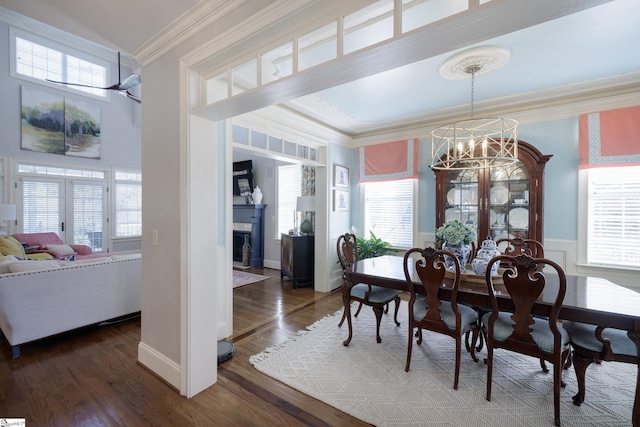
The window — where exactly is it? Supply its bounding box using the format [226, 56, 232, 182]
[114, 170, 142, 238]
[12, 29, 107, 98]
[585, 165, 640, 268]
[363, 178, 415, 248]
[277, 165, 301, 236]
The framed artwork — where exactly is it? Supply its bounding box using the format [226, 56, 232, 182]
[334, 164, 349, 188]
[334, 189, 349, 212]
[21, 86, 65, 155]
[21, 86, 101, 159]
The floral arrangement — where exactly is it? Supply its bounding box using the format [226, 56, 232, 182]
[435, 220, 476, 246]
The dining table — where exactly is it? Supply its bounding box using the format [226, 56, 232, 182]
[343, 255, 640, 426]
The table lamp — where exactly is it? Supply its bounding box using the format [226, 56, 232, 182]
[296, 196, 315, 235]
[0, 204, 17, 237]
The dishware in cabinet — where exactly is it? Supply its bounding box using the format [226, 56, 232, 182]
[434, 140, 552, 245]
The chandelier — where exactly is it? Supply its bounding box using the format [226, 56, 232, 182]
[430, 46, 518, 170]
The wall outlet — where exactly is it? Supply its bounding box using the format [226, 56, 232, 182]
[152, 230, 158, 246]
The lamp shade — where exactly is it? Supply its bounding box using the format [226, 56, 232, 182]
[0, 204, 16, 220]
[296, 196, 315, 212]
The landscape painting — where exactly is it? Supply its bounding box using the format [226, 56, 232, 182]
[21, 86, 65, 155]
[64, 97, 101, 159]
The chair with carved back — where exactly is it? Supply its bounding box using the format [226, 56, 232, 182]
[494, 236, 551, 372]
[337, 232, 400, 343]
[562, 321, 639, 426]
[483, 254, 571, 426]
[403, 247, 480, 389]
[495, 237, 544, 263]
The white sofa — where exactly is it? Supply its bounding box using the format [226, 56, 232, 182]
[0, 254, 141, 358]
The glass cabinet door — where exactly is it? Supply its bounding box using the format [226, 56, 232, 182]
[488, 165, 530, 242]
[443, 169, 478, 231]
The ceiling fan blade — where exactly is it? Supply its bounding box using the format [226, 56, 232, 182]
[123, 90, 141, 104]
[46, 79, 110, 89]
[118, 74, 141, 90]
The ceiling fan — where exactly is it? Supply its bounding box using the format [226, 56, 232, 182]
[46, 52, 141, 104]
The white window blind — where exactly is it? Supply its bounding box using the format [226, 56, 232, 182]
[21, 180, 61, 234]
[363, 179, 415, 248]
[277, 165, 301, 236]
[72, 182, 105, 250]
[587, 165, 640, 268]
[114, 170, 142, 238]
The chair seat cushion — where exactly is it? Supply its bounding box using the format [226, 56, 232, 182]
[350, 283, 398, 304]
[414, 299, 478, 333]
[563, 321, 637, 357]
[482, 311, 570, 353]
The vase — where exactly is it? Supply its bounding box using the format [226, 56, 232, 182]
[442, 242, 471, 273]
[471, 235, 501, 276]
[252, 186, 263, 204]
[242, 234, 251, 266]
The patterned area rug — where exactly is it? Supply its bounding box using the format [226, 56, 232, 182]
[250, 302, 635, 426]
[232, 271, 270, 288]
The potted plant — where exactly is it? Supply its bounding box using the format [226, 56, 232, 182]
[435, 220, 476, 272]
[356, 230, 397, 260]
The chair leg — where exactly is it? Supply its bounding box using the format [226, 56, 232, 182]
[354, 301, 364, 318]
[405, 325, 413, 372]
[372, 305, 384, 343]
[392, 296, 401, 326]
[384, 302, 389, 314]
[571, 350, 594, 406]
[540, 358, 549, 373]
[453, 335, 461, 390]
[553, 358, 562, 426]
[485, 345, 493, 401]
[338, 307, 347, 327]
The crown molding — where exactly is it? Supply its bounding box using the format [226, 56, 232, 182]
[133, 0, 246, 66]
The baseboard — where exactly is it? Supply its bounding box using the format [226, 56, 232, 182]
[137, 341, 181, 392]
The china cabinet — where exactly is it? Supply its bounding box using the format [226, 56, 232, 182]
[434, 140, 552, 245]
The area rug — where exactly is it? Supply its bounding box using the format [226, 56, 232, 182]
[250, 302, 635, 426]
[233, 270, 270, 288]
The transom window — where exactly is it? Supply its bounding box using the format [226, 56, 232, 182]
[12, 28, 108, 99]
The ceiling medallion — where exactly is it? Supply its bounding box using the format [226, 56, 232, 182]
[430, 46, 518, 171]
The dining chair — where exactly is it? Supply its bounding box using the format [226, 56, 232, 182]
[337, 232, 400, 343]
[494, 236, 552, 372]
[495, 237, 544, 261]
[483, 254, 571, 426]
[403, 247, 480, 389]
[562, 321, 639, 425]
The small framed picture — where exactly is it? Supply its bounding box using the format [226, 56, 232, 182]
[334, 189, 349, 212]
[334, 164, 349, 188]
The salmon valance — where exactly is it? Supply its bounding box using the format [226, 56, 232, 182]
[579, 105, 640, 169]
[357, 139, 419, 182]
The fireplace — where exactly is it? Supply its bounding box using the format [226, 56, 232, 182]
[232, 204, 266, 268]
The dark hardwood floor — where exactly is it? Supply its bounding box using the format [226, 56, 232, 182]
[0, 267, 371, 426]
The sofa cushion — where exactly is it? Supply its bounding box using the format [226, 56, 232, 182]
[0, 255, 18, 273]
[8, 260, 61, 273]
[12, 232, 63, 248]
[0, 236, 27, 258]
[45, 244, 76, 255]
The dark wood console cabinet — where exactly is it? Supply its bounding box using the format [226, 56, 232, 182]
[280, 234, 314, 288]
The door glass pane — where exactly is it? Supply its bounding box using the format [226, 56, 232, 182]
[72, 182, 104, 251]
[21, 180, 61, 235]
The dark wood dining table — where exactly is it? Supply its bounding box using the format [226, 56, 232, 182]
[343, 255, 640, 426]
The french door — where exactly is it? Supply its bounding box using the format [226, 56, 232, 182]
[16, 177, 108, 252]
